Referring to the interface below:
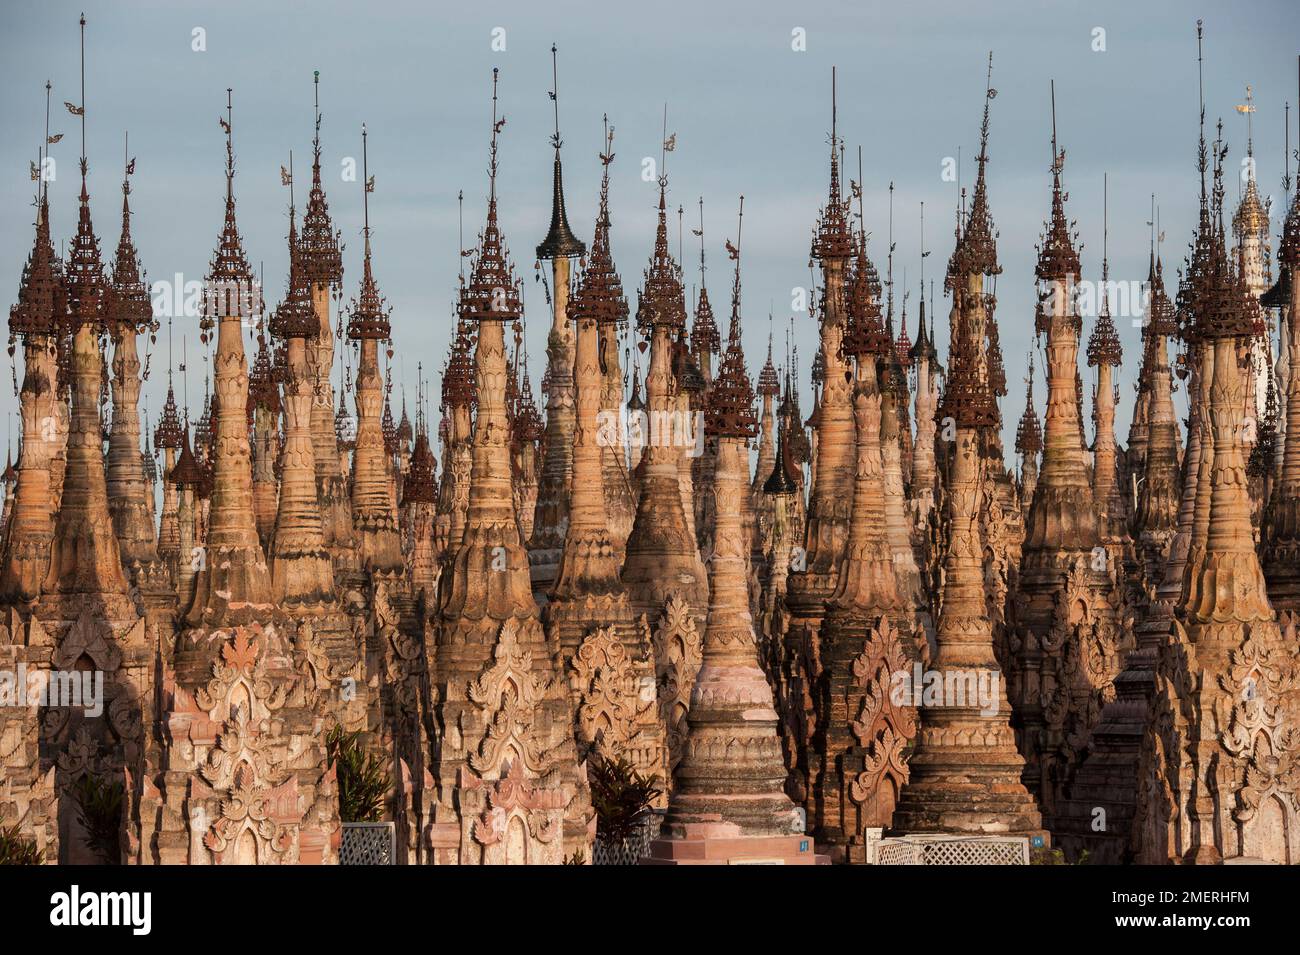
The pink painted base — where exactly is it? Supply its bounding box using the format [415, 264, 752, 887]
[640, 834, 824, 865]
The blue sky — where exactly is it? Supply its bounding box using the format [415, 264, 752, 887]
[2, 0, 1297, 461]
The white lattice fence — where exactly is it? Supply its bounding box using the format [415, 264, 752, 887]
[340, 822, 396, 865]
[866, 831, 1030, 865]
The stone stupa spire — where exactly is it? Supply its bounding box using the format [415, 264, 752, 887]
[1086, 174, 1129, 551]
[44, 19, 131, 605]
[347, 122, 403, 575]
[184, 88, 272, 627]
[431, 71, 590, 864]
[787, 68, 857, 653]
[1129, 214, 1183, 593]
[1262, 79, 1300, 612]
[646, 198, 815, 865]
[1009, 85, 1124, 826]
[1, 81, 66, 604]
[545, 124, 667, 784]
[528, 44, 586, 602]
[300, 71, 354, 569]
[269, 154, 336, 608]
[621, 115, 709, 642]
[105, 135, 165, 587]
[891, 274, 1044, 841]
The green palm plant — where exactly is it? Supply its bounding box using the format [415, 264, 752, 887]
[0, 825, 44, 865]
[325, 726, 392, 823]
[71, 774, 124, 864]
[588, 754, 662, 845]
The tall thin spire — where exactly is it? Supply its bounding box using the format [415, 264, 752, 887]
[535, 44, 584, 261]
[692, 196, 720, 356]
[347, 123, 390, 341]
[300, 70, 342, 287]
[812, 67, 851, 262]
[1088, 173, 1122, 368]
[65, 11, 106, 332]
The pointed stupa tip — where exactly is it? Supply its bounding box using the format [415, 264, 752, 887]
[10, 188, 68, 340]
[442, 315, 476, 408]
[691, 197, 721, 355]
[248, 331, 280, 415]
[536, 44, 585, 261]
[1198, 128, 1262, 342]
[812, 68, 853, 263]
[381, 388, 399, 454]
[402, 429, 438, 506]
[954, 54, 1001, 279]
[763, 426, 800, 496]
[464, 69, 523, 324]
[1034, 148, 1079, 282]
[154, 381, 184, 450]
[108, 152, 153, 335]
[535, 153, 586, 260]
[205, 86, 254, 339]
[348, 124, 391, 341]
[300, 71, 343, 287]
[572, 130, 628, 326]
[757, 334, 780, 396]
[1015, 358, 1043, 456]
[705, 198, 757, 438]
[169, 429, 205, 487]
[894, 291, 913, 369]
[398, 397, 413, 443]
[843, 230, 890, 357]
[66, 163, 107, 329]
[513, 366, 545, 444]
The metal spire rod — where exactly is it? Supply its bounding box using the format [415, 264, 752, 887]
[1197, 20, 1207, 201]
[42, 80, 51, 205]
[855, 145, 865, 226]
[887, 178, 896, 320]
[224, 88, 234, 199]
[919, 200, 925, 288]
[1102, 172, 1109, 283]
[1050, 79, 1058, 172]
[1149, 192, 1155, 257]
[697, 196, 706, 282]
[79, 13, 86, 169]
[660, 102, 669, 179]
[457, 188, 464, 282]
[831, 66, 837, 150]
[361, 123, 370, 255]
[1283, 101, 1292, 203]
[489, 68, 500, 203]
[549, 44, 561, 148]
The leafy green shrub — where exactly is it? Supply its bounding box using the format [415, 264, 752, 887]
[1030, 846, 1090, 865]
[71, 774, 124, 864]
[588, 754, 661, 844]
[326, 726, 392, 823]
[0, 824, 44, 865]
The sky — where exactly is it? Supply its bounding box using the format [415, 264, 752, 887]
[1, 0, 1298, 465]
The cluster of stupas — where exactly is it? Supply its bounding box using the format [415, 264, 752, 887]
[2, 17, 1298, 866]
